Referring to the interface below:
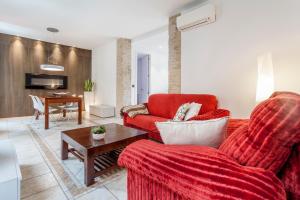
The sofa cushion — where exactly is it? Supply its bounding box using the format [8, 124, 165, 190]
[126, 115, 168, 133]
[220, 94, 300, 173]
[147, 94, 217, 119]
[156, 117, 229, 148]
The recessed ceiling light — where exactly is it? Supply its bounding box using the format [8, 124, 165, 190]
[47, 27, 59, 33]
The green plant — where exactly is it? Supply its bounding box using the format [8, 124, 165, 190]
[91, 126, 106, 134]
[84, 79, 94, 92]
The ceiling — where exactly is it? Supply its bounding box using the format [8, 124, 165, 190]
[0, 0, 194, 49]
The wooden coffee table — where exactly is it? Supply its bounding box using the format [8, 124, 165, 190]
[61, 123, 147, 186]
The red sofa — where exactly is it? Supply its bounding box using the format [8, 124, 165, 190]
[123, 94, 230, 141]
[119, 92, 300, 200]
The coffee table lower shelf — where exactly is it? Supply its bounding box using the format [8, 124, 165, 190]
[68, 147, 123, 179]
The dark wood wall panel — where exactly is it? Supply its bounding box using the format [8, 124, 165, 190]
[0, 33, 91, 118]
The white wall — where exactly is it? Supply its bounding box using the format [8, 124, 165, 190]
[181, 0, 300, 118]
[92, 40, 117, 107]
[150, 51, 168, 94]
[132, 30, 168, 104]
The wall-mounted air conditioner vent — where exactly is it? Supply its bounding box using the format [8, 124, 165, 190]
[177, 3, 216, 31]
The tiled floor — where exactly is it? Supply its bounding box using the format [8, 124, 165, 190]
[0, 114, 126, 200]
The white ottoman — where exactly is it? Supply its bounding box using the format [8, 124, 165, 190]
[89, 104, 115, 118]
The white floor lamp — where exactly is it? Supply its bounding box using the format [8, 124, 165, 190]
[256, 52, 274, 102]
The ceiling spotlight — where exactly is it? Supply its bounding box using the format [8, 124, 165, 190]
[46, 27, 59, 33]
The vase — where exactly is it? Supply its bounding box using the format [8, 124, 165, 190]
[92, 133, 106, 140]
[84, 91, 95, 112]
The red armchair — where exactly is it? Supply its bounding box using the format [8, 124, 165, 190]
[119, 92, 300, 200]
[123, 94, 230, 142]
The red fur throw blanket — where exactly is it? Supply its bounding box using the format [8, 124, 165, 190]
[118, 140, 285, 200]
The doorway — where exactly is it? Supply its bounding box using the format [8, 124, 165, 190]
[137, 54, 150, 104]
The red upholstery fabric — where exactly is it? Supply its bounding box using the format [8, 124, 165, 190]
[188, 109, 230, 121]
[118, 140, 286, 200]
[147, 94, 217, 119]
[147, 131, 162, 142]
[271, 92, 300, 200]
[226, 119, 249, 138]
[279, 144, 300, 200]
[124, 94, 228, 142]
[125, 115, 168, 133]
[219, 94, 300, 173]
[127, 169, 186, 200]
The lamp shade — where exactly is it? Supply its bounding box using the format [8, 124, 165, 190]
[40, 64, 64, 71]
[256, 53, 274, 102]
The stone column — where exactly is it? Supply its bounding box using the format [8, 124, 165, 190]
[116, 38, 131, 116]
[168, 14, 181, 93]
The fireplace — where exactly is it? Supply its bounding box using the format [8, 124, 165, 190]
[25, 73, 68, 89]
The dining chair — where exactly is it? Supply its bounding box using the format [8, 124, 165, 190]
[59, 94, 80, 120]
[29, 95, 40, 120]
[29, 95, 60, 121]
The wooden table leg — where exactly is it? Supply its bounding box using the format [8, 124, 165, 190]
[78, 99, 82, 125]
[61, 140, 68, 160]
[45, 100, 49, 129]
[84, 155, 95, 186]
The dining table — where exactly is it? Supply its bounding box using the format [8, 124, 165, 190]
[41, 95, 83, 129]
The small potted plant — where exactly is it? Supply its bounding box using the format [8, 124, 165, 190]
[91, 126, 106, 140]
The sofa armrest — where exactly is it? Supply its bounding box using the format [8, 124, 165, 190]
[123, 103, 149, 125]
[188, 109, 230, 121]
[123, 112, 129, 126]
[118, 140, 285, 200]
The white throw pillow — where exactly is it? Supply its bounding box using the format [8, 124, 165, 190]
[156, 117, 229, 148]
[184, 102, 202, 121]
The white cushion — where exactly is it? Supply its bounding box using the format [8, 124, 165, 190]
[184, 102, 202, 121]
[156, 117, 229, 148]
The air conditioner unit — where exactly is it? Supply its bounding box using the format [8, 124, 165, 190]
[177, 4, 216, 31]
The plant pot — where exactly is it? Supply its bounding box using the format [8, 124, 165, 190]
[92, 133, 106, 140]
[84, 91, 95, 112]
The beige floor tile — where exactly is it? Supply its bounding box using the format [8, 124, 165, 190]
[5, 115, 127, 200]
[15, 143, 38, 153]
[0, 131, 9, 140]
[105, 175, 127, 200]
[17, 146, 40, 156]
[9, 129, 30, 138]
[22, 186, 67, 200]
[21, 162, 51, 180]
[76, 187, 117, 200]
[21, 173, 58, 198]
[18, 154, 44, 166]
